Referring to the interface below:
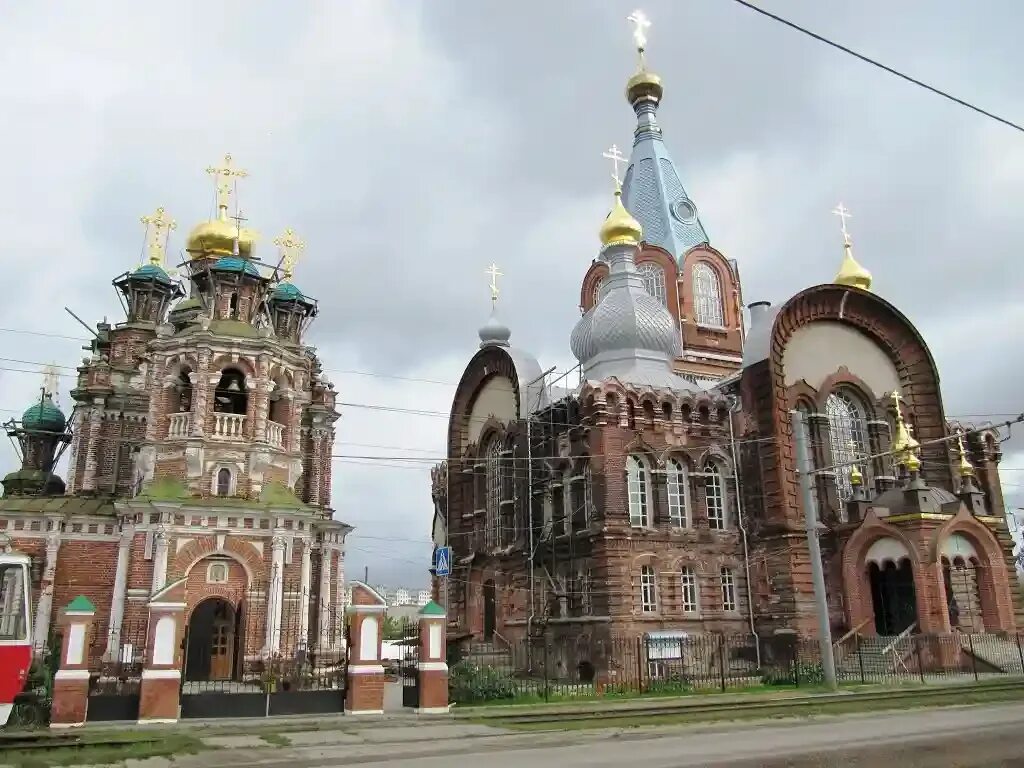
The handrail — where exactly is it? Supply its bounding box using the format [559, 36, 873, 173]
[833, 619, 872, 652]
[881, 622, 916, 658]
[492, 630, 511, 651]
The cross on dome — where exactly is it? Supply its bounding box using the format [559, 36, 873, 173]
[603, 144, 628, 188]
[206, 153, 249, 218]
[832, 202, 853, 246]
[274, 227, 306, 279]
[485, 263, 503, 303]
[627, 9, 651, 65]
[140, 206, 177, 267]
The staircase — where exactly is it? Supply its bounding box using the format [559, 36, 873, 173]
[837, 634, 905, 680]
[957, 633, 1024, 674]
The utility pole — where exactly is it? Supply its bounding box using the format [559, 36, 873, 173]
[791, 409, 838, 691]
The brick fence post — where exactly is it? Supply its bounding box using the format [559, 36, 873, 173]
[416, 601, 449, 714]
[50, 596, 96, 729]
[345, 581, 387, 715]
[138, 578, 187, 724]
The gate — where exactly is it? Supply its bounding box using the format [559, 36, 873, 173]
[86, 620, 147, 722]
[400, 618, 420, 708]
[179, 579, 347, 718]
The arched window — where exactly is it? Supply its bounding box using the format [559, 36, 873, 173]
[704, 461, 726, 529]
[216, 467, 232, 496]
[592, 277, 608, 306]
[627, 455, 650, 527]
[176, 369, 193, 414]
[680, 566, 699, 614]
[667, 459, 690, 527]
[826, 391, 870, 505]
[637, 263, 668, 307]
[693, 262, 725, 327]
[214, 368, 248, 415]
[484, 437, 503, 548]
[639, 565, 658, 613]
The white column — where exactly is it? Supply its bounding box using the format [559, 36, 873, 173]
[317, 545, 334, 650]
[150, 527, 168, 595]
[298, 541, 312, 649]
[33, 530, 61, 653]
[335, 540, 346, 649]
[265, 535, 286, 654]
[105, 526, 133, 660]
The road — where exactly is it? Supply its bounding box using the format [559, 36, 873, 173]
[188, 703, 1024, 768]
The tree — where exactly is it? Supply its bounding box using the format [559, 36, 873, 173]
[382, 615, 405, 641]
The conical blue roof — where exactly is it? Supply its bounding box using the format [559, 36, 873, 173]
[211, 257, 262, 278]
[271, 281, 310, 303]
[130, 263, 172, 284]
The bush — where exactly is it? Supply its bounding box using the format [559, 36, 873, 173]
[448, 661, 517, 704]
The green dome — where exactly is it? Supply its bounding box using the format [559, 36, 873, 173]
[271, 281, 312, 304]
[22, 396, 66, 432]
[130, 263, 172, 284]
[211, 257, 262, 278]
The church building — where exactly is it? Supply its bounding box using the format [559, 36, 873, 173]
[431, 16, 1022, 661]
[0, 156, 350, 685]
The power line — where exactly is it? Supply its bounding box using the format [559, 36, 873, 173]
[728, 0, 1024, 135]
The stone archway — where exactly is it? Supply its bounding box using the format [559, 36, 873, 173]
[184, 597, 239, 682]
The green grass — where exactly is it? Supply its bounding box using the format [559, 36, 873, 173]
[482, 685, 1024, 731]
[0, 733, 205, 768]
[259, 732, 291, 747]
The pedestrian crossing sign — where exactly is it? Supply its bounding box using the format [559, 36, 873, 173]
[434, 546, 451, 577]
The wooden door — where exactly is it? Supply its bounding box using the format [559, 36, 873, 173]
[209, 603, 235, 680]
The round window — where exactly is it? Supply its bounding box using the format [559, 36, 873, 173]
[672, 198, 697, 224]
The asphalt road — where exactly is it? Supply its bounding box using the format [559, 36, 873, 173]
[186, 703, 1024, 768]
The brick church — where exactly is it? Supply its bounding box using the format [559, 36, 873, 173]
[431, 21, 1022, 658]
[0, 156, 350, 680]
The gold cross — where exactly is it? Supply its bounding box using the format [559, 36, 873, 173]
[140, 206, 177, 266]
[205, 153, 249, 218]
[627, 9, 651, 66]
[603, 144, 628, 188]
[273, 227, 306, 280]
[832, 202, 853, 246]
[485, 263, 503, 303]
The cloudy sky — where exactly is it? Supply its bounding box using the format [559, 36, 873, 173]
[1, 1, 1022, 585]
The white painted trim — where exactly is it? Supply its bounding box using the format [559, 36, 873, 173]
[416, 705, 452, 714]
[347, 664, 385, 675]
[137, 718, 179, 725]
[55, 669, 91, 681]
[50, 721, 85, 729]
[142, 668, 181, 680]
[63, 610, 95, 617]
[347, 709, 384, 715]
[416, 662, 449, 672]
[148, 601, 187, 610]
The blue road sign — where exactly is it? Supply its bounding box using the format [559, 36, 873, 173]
[434, 546, 452, 577]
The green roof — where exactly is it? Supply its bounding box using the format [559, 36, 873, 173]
[130, 263, 172, 284]
[211, 256, 262, 278]
[66, 595, 95, 613]
[419, 600, 445, 616]
[0, 496, 115, 515]
[22, 396, 66, 432]
[207, 320, 260, 339]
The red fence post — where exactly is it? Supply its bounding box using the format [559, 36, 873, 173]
[138, 578, 187, 724]
[416, 602, 448, 713]
[345, 582, 387, 715]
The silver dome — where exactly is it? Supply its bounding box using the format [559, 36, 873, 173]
[479, 305, 511, 348]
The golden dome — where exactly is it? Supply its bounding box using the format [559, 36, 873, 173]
[626, 69, 663, 104]
[834, 243, 872, 291]
[850, 464, 863, 486]
[956, 433, 975, 477]
[600, 190, 643, 247]
[186, 215, 257, 259]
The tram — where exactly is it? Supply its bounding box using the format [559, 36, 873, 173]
[0, 551, 32, 727]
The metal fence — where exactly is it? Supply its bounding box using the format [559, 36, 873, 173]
[448, 631, 1024, 704]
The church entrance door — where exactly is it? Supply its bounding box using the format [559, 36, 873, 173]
[483, 580, 496, 641]
[868, 559, 917, 636]
[185, 598, 237, 682]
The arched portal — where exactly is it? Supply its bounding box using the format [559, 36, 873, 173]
[184, 597, 238, 681]
[868, 559, 917, 635]
[482, 579, 496, 641]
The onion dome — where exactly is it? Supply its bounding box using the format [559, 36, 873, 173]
[626, 68, 663, 105]
[210, 256, 262, 278]
[270, 280, 315, 307]
[478, 306, 511, 348]
[22, 394, 65, 432]
[187, 218, 256, 258]
[599, 189, 643, 248]
[129, 263, 172, 284]
[834, 242, 872, 291]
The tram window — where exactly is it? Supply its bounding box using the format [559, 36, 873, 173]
[0, 564, 27, 641]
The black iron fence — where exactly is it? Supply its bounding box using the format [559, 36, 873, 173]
[448, 631, 1024, 705]
[86, 619, 149, 722]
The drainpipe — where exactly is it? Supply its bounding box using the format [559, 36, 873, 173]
[728, 394, 761, 667]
